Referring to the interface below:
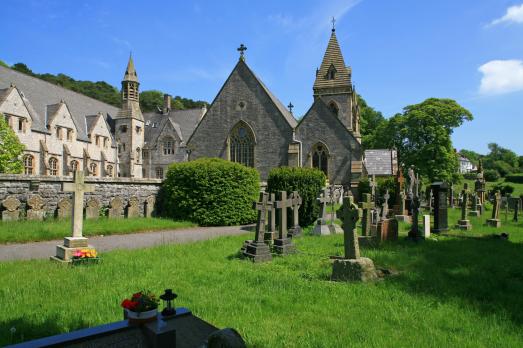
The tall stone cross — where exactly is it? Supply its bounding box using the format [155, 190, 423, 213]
[461, 184, 469, 220]
[492, 190, 501, 220]
[253, 192, 272, 243]
[370, 175, 377, 201]
[275, 191, 293, 239]
[289, 191, 302, 229]
[237, 44, 247, 60]
[382, 190, 390, 220]
[328, 186, 342, 225]
[359, 193, 374, 237]
[63, 171, 94, 239]
[317, 188, 330, 220]
[336, 195, 360, 259]
[268, 193, 277, 235]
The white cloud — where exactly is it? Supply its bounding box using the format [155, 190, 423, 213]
[490, 3, 523, 26]
[479, 59, 523, 95]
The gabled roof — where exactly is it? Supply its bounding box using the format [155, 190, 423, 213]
[313, 30, 352, 92]
[364, 149, 398, 176]
[143, 108, 202, 147]
[85, 114, 101, 134]
[0, 65, 119, 141]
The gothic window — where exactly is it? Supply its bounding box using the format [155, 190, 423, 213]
[70, 160, 79, 173]
[229, 122, 255, 167]
[328, 101, 339, 116]
[49, 157, 59, 176]
[23, 155, 34, 175]
[90, 162, 98, 176]
[163, 137, 175, 155]
[156, 167, 164, 179]
[312, 143, 328, 176]
[327, 64, 337, 80]
[106, 165, 113, 177]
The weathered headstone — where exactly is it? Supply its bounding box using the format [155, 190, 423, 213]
[57, 198, 72, 219]
[145, 195, 155, 218]
[469, 192, 480, 217]
[288, 191, 302, 237]
[376, 218, 398, 242]
[264, 193, 277, 243]
[382, 190, 390, 220]
[456, 184, 472, 230]
[27, 194, 46, 221]
[431, 182, 449, 233]
[423, 215, 431, 238]
[2, 195, 21, 221]
[126, 196, 140, 218]
[359, 193, 374, 237]
[487, 190, 501, 228]
[243, 192, 272, 262]
[369, 174, 378, 202]
[85, 198, 100, 219]
[52, 171, 95, 262]
[312, 188, 331, 235]
[407, 166, 416, 216]
[328, 186, 343, 234]
[513, 199, 519, 222]
[108, 197, 124, 219]
[331, 195, 377, 282]
[273, 191, 296, 255]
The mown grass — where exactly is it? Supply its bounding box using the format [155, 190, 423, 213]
[0, 218, 196, 244]
[0, 207, 522, 347]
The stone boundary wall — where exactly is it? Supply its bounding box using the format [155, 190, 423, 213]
[0, 174, 162, 220]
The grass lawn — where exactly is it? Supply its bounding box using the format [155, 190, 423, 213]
[0, 218, 196, 244]
[1, 208, 522, 347]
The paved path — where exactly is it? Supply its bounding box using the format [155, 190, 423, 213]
[0, 225, 254, 262]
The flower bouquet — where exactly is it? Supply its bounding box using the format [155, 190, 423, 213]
[71, 248, 99, 265]
[121, 290, 159, 324]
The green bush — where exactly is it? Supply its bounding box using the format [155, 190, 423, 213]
[492, 183, 515, 196]
[160, 158, 259, 226]
[505, 174, 523, 184]
[484, 169, 500, 182]
[267, 167, 326, 227]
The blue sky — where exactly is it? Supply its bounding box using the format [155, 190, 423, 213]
[2, 0, 522, 154]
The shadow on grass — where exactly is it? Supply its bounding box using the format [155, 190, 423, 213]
[0, 315, 90, 346]
[385, 236, 523, 326]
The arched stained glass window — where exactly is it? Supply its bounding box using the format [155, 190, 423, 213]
[229, 122, 254, 167]
[312, 143, 328, 176]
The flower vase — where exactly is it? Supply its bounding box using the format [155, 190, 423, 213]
[126, 308, 158, 325]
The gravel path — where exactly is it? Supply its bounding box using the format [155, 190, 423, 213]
[0, 225, 254, 262]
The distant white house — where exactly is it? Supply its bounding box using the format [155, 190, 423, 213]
[458, 154, 477, 174]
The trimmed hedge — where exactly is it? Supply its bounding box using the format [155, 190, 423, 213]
[267, 167, 326, 227]
[160, 158, 259, 226]
[505, 174, 523, 184]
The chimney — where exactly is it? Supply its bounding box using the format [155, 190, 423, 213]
[163, 94, 171, 114]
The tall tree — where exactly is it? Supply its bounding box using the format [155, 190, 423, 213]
[140, 90, 164, 113]
[374, 98, 473, 182]
[358, 95, 387, 149]
[0, 114, 24, 173]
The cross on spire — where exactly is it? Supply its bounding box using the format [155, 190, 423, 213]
[237, 44, 247, 60]
[287, 102, 294, 114]
[331, 17, 336, 32]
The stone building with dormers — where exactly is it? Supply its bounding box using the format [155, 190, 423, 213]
[187, 28, 363, 186]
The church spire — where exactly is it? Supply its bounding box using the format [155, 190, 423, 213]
[123, 53, 138, 82]
[313, 29, 352, 95]
[117, 55, 143, 121]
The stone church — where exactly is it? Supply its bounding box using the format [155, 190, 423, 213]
[188, 28, 363, 185]
[0, 27, 363, 185]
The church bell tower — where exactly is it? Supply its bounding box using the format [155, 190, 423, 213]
[115, 55, 144, 177]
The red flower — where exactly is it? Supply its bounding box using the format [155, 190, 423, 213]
[121, 299, 133, 309]
[132, 292, 142, 299]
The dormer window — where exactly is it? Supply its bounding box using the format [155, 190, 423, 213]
[56, 127, 63, 140]
[326, 64, 337, 80]
[18, 118, 24, 132]
[67, 129, 73, 141]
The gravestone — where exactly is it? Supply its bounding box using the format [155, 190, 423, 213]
[126, 196, 140, 218]
[487, 190, 501, 228]
[264, 193, 277, 243]
[27, 194, 46, 221]
[431, 182, 449, 234]
[428, 189, 433, 213]
[423, 215, 431, 238]
[312, 188, 331, 235]
[145, 195, 156, 218]
[273, 191, 296, 255]
[382, 190, 390, 220]
[109, 197, 124, 219]
[2, 195, 21, 221]
[52, 171, 96, 262]
[514, 199, 519, 222]
[243, 192, 272, 262]
[57, 198, 72, 219]
[359, 193, 374, 237]
[331, 195, 378, 282]
[369, 174, 378, 202]
[376, 218, 398, 242]
[469, 192, 480, 217]
[328, 186, 343, 234]
[85, 198, 100, 219]
[288, 191, 302, 237]
[408, 172, 422, 240]
[395, 191, 410, 222]
[456, 184, 472, 230]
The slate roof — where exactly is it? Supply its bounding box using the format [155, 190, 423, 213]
[364, 149, 398, 176]
[143, 108, 202, 145]
[0, 65, 119, 142]
[313, 30, 352, 92]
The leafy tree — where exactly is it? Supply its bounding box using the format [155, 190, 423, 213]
[374, 98, 473, 182]
[0, 114, 24, 173]
[140, 90, 164, 113]
[519, 156, 523, 172]
[12, 63, 33, 75]
[482, 143, 519, 176]
[0, 60, 9, 68]
[358, 94, 387, 149]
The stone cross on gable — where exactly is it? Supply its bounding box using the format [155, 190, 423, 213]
[237, 44, 247, 60]
[382, 190, 390, 220]
[359, 193, 374, 237]
[337, 195, 360, 259]
[287, 102, 294, 114]
[63, 171, 94, 239]
[289, 191, 302, 228]
[253, 192, 272, 243]
[317, 188, 330, 219]
[275, 191, 293, 239]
